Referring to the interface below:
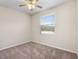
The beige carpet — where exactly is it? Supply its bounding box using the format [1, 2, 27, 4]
[0, 42, 77, 59]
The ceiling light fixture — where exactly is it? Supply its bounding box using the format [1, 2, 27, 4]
[26, 0, 37, 10]
[19, 0, 42, 10]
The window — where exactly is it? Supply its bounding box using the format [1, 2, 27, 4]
[40, 15, 55, 34]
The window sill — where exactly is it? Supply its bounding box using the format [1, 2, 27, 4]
[41, 31, 55, 35]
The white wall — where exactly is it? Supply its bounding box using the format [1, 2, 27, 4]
[32, 0, 77, 53]
[0, 7, 31, 50]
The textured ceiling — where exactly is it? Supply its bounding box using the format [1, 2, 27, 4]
[0, 0, 71, 14]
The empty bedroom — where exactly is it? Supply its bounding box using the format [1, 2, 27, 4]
[0, 0, 78, 59]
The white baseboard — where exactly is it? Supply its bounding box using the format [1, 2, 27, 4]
[0, 40, 31, 51]
[0, 40, 77, 54]
[32, 40, 77, 54]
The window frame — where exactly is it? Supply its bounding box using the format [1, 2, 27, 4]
[40, 13, 56, 35]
